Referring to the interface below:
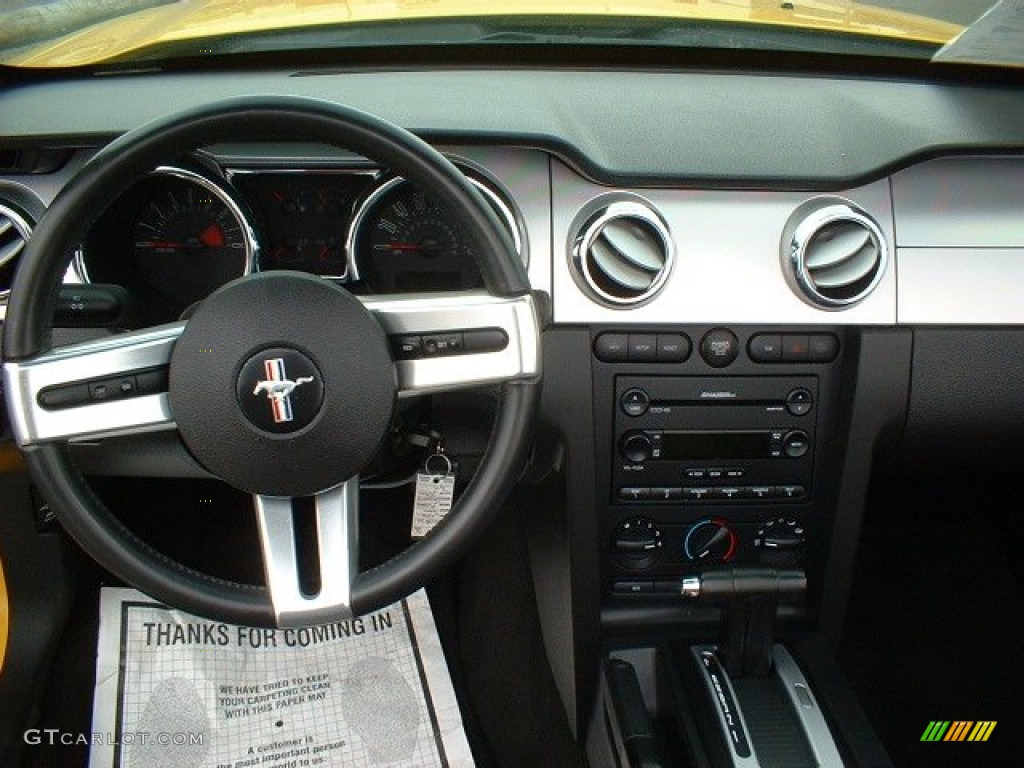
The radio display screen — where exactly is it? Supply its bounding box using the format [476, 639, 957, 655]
[661, 431, 769, 460]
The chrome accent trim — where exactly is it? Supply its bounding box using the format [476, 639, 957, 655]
[783, 198, 888, 310]
[255, 481, 358, 627]
[691, 645, 761, 768]
[346, 173, 526, 284]
[570, 197, 674, 308]
[224, 165, 381, 282]
[2, 322, 183, 445]
[73, 165, 259, 284]
[0, 203, 33, 300]
[550, 165, 896, 325]
[681, 576, 701, 599]
[361, 292, 541, 396]
[773, 646, 845, 768]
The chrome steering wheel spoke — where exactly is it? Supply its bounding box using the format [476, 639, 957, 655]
[3, 322, 184, 445]
[254, 480, 360, 627]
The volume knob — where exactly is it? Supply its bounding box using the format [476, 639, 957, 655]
[621, 432, 654, 463]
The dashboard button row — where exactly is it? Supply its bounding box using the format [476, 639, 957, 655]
[391, 328, 508, 360]
[748, 333, 838, 363]
[617, 485, 805, 501]
[594, 333, 691, 363]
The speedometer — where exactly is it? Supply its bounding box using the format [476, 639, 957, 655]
[348, 171, 523, 293]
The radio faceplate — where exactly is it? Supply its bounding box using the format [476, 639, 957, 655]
[612, 376, 817, 503]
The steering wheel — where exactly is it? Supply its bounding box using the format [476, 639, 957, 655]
[1, 96, 542, 627]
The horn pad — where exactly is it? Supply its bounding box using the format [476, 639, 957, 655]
[168, 271, 396, 497]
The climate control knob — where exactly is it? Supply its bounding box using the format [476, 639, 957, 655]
[612, 517, 663, 571]
[620, 431, 654, 463]
[683, 518, 737, 563]
[754, 517, 805, 567]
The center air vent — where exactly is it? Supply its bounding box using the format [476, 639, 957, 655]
[782, 198, 887, 309]
[0, 203, 33, 298]
[571, 200, 674, 307]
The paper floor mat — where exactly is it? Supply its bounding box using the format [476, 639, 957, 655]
[90, 587, 474, 768]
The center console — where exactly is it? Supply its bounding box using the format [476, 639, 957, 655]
[588, 326, 880, 767]
[593, 326, 844, 610]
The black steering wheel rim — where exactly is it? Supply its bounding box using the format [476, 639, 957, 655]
[2, 95, 541, 626]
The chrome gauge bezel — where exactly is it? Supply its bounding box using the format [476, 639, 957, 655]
[223, 166, 379, 281]
[346, 166, 526, 284]
[73, 165, 259, 284]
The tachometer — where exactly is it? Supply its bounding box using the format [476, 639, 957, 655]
[78, 166, 257, 324]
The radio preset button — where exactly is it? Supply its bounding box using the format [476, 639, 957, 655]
[748, 486, 775, 500]
[777, 485, 806, 500]
[713, 486, 745, 500]
[618, 487, 650, 501]
[683, 487, 714, 501]
[783, 430, 810, 458]
[620, 388, 650, 417]
[650, 486, 683, 501]
[700, 328, 739, 368]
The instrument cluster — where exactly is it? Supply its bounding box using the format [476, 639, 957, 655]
[75, 160, 524, 325]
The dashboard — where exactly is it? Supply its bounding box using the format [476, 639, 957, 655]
[3, 57, 1024, 765]
[66, 154, 526, 325]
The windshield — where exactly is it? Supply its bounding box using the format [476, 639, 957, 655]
[0, 1, 1003, 69]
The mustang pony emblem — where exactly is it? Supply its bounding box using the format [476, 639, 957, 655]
[252, 358, 314, 424]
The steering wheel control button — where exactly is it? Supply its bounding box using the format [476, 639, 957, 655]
[783, 430, 810, 458]
[392, 335, 423, 359]
[657, 333, 691, 362]
[620, 388, 650, 417]
[238, 348, 325, 434]
[463, 328, 509, 353]
[594, 332, 628, 362]
[700, 328, 739, 368]
[786, 388, 814, 416]
[170, 272, 396, 497]
[748, 334, 783, 362]
[38, 383, 91, 409]
[628, 333, 658, 361]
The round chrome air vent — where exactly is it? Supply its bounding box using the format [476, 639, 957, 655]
[782, 198, 887, 309]
[0, 203, 33, 299]
[571, 200, 674, 307]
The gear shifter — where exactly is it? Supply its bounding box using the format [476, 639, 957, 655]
[681, 568, 806, 678]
